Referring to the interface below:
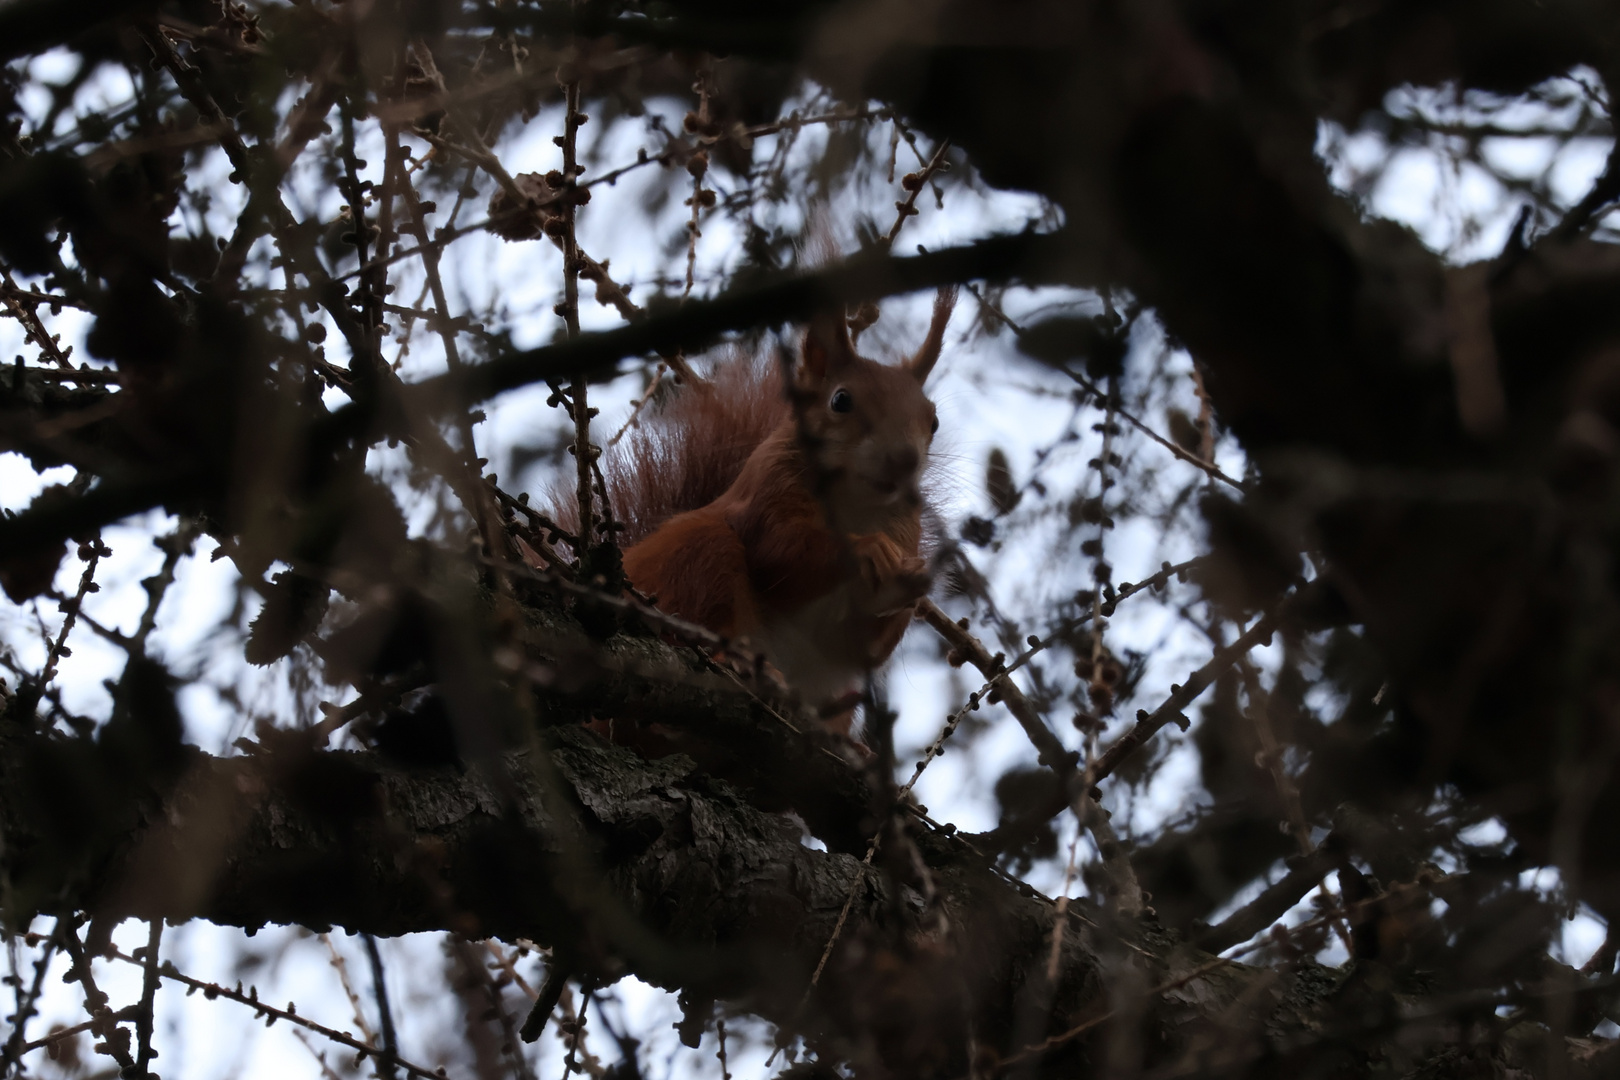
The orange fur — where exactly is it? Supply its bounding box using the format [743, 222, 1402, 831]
[550, 349, 786, 545]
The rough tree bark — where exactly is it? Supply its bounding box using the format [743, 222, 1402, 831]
[22, 706, 1592, 1078]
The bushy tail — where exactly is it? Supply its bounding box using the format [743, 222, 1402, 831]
[552, 347, 790, 547]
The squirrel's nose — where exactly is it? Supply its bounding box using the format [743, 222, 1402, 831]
[887, 445, 920, 477]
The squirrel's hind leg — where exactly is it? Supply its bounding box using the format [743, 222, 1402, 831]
[622, 509, 758, 638]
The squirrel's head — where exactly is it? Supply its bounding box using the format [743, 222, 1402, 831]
[792, 287, 956, 533]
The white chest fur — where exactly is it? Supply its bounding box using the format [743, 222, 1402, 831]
[755, 582, 871, 704]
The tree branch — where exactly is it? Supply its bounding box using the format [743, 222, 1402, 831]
[0, 722, 1148, 1074]
[0, 230, 1075, 556]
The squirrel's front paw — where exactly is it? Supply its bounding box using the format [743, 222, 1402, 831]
[872, 555, 931, 613]
[853, 535, 931, 612]
[895, 554, 930, 597]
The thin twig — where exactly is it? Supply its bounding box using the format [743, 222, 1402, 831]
[484, 940, 539, 1000]
[92, 942, 455, 1080]
[1088, 604, 1286, 786]
[965, 283, 1244, 490]
[518, 956, 570, 1043]
[1191, 363, 1216, 467]
[0, 920, 63, 1073]
[883, 138, 951, 249]
[38, 532, 106, 688]
[15, 1017, 97, 1059]
[129, 519, 202, 657]
[362, 933, 401, 1080]
[606, 359, 669, 447]
[1, 266, 73, 367]
[803, 841, 880, 998]
[134, 919, 163, 1075]
[917, 599, 1070, 769]
[60, 919, 135, 1074]
[320, 933, 381, 1050]
[3, 363, 119, 383]
[1195, 841, 1338, 955]
[450, 937, 536, 1080]
[1062, 365, 1244, 490]
[558, 74, 596, 555]
[1237, 657, 1313, 855]
[292, 1029, 352, 1080]
[683, 61, 712, 297]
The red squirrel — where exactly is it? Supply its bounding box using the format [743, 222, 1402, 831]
[600, 288, 957, 736]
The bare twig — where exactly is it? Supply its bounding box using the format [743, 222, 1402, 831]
[312, 674, 426, 747]
[16, 1017, 97, 1059]
[918, 599, 1071, 770]
[449, 937, 536, 1080]
[883, 138, 951, 249]
[60, 919, 136, 1073]
[133, 919, 162, 1076]
[484, 940, 539, 1000]
[1238, 658, 1313, 855]
[558, 74, 596, 555]
[0, 920, 63, 1073]
[93, 942, 454, 1080]
[3, 363, 119, 383]
[964, 283, 1244, 490]
[320, 933, 381, 1050]
[518, 955, 571, 1044]
[1191, 363, 1216, 467]
[804, 841, 879, 998]
[1089, 604, 1285, 786]
[1195, 842, 1338, 954]
[1062, 365, 1245, 491]
[362, 933, 401, 1080]
[1, 266, 72, 367]
[38, 531, 106, 689]
[683, 62, 713, 297]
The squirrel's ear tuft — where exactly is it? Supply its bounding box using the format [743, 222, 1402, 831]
[801, 311, 855, 382]
[907, 286, 958, 383]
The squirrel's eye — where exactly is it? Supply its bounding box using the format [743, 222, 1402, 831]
[829, 388, 853, 413]
[930, 415, 939, 435]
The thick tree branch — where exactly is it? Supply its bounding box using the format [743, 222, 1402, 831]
[0, 230, 1075, 556]
[0, 721, 1152, 1073]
